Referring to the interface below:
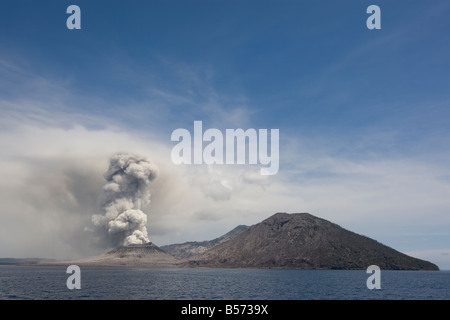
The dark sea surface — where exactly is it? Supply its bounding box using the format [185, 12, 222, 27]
[0, 265, 449, 300]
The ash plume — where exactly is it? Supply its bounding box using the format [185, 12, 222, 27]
[92, 153, 159, 247]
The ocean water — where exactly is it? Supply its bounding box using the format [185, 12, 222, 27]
[0, 265, 449, 300]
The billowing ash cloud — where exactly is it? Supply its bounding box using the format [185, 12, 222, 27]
[92, 153, 159, 247]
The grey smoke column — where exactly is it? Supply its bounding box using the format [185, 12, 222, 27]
[92, 153, 159, 246]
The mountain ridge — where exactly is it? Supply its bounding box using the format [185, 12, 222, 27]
[31, 212, 439, 270]
[186, 212, 439, 270]
[160, 225, 249, 259]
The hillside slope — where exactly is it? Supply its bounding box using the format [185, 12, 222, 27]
[161, 225, 249, 259]
[187, 212, 439, 270]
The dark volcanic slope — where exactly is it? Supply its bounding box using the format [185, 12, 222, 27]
[161, 225, 249, 259]
[188, 212, 439, 270]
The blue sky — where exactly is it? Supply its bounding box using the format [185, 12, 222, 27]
[1, 1, 450, 269]
[2, 1, 449, 147]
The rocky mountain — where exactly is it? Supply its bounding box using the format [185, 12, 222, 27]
[34, 212, 438, 270]
[187, 212, 439, 270]
[160, 225, 249, 259]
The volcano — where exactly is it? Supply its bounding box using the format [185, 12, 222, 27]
[37, 212, 438, 270]
[186, 212, 439, 270]
[71, 242, 180, 267]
